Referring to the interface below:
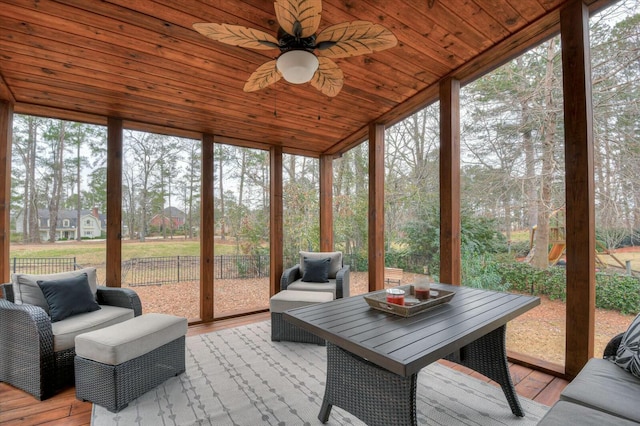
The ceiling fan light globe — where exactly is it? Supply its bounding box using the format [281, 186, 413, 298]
[276, 50, 319, 84]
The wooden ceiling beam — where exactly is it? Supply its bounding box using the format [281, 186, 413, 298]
[0, 74, 15, 103]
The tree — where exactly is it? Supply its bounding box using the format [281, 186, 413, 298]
[41, 119, 67, 242]
[123, 131, 180, 241]
[12, 115, 42, 243]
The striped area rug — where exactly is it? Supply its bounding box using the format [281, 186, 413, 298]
[92, 321, 548, 425]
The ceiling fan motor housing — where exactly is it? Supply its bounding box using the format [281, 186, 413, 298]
[277, 28, 317, 53]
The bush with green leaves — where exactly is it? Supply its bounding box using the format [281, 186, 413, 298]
[402, 205, 507, 270]
[461, 253, 509, 292]
[595, 273, 640, 315]
[461, 253, 640, 314]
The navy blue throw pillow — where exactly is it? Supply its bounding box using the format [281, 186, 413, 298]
[37, 273, 101, 322]
[301, 257, 331, 283]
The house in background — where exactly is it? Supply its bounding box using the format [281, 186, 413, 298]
[15, 207, 106, 241]
[149, 207, 186, 232]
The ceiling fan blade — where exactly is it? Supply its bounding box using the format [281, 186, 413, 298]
[274, 0, 322, 38]
[193, 23, 279, 50]
[310, 57, 344, 97]
[244, 60, 283, 92]
[316, 21, 397, 58]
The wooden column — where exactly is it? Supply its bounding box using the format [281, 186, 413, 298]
[0, 101, 13, 282]
[270, 146, 283, 296]
[319, 154, 334, 251]
[368, 124, 385, 291]
[200, 134, 215, 321]
[561, 0, 595, 377]
[105, 117, 122, 287]
[439, 78, 461, 285]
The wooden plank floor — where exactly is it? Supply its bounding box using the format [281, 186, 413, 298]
[0, 312, 567, 425]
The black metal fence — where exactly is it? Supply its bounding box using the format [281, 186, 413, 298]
[122, 255, 275, 286]
[122, 256, 200, 286]
[10, 253, 430, 286]
[11, 257, 77, 274]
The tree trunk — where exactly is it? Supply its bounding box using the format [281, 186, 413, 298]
[504, 197, 512, 243]
[218, 149, 225, 240]
[76, 139, 82, 241]
[168, 179, 174, 239]
[28, 118, 41, 243]
[531, 40, 558, 269]
[48, 121, 66, 243]
[161, 168, 167, 239]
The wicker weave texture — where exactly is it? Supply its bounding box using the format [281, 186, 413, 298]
[444, 325, 524, 417]
[320, 343, 418, 426]
[75, 336, 185, 412]
[1, 283, 143, 400]
[271, 312, 326, 345]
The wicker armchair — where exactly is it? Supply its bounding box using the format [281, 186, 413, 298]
[281, 251, 350, 299]
[0, 283, 142, 400]
[604, 332, 625, 358]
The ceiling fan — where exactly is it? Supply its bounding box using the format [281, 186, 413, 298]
[193, 0, 397, 97]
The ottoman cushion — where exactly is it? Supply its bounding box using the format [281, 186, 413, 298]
[286, 280, 337, 298]
[270, 290, 334, 313]
[53, 305, 134, 352]
[75, 313, 187, 365]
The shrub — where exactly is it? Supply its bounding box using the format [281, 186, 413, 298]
[499, 262, 541, 294]
[496, 259, 639, 314]
[595, 273, 640, 315]
[462, 253, 509, 292]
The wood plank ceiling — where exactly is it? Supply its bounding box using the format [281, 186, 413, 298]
[0, 0, 610, 157]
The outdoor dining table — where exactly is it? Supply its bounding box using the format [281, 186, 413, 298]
[283, 283, 540, 426]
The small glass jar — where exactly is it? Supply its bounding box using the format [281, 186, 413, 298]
[414, 278, 431, 300]
[386, 288, 405, 305]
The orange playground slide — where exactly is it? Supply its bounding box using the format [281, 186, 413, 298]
[548, 243, 566, 265]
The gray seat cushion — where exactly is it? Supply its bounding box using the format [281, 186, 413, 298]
[560, 358, 640, 423]
[270, 290, 334, 313]
[539, 401, 639, 426]
[52, 305, 134, 352]
[286, 279, 337, 299]
[75, 313, 187, 365]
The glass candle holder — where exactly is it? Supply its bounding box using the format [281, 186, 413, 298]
[386, 288, 405, 305]
[414, 278, 431, 300]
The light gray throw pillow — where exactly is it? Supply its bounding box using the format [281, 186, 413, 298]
[11, 267, 99, 313]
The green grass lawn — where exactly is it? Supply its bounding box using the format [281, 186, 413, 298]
[9, 238, 241, 265]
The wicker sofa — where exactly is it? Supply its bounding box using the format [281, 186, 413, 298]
[0, 269, 142, 400]
[538, 333, 640, 425]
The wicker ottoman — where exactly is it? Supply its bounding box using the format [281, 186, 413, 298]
[270, 290, 333, 345]
[74, 313, 187, 412]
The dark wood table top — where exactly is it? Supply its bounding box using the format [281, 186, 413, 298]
[284, 284, 540, 377]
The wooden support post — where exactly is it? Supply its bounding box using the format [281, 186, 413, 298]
[368, 123, 385, 292]
[270, 146, 283, 296]
[561, 0, 595, 377]
[439, 78, 461, 285]
[0, 101, 13, 282]
[105, 117, 122, 287]
[200, 134, 215, 321]
[319, 154, 334, 252]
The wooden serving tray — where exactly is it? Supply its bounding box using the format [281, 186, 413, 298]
[364, 285, 455, 317]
